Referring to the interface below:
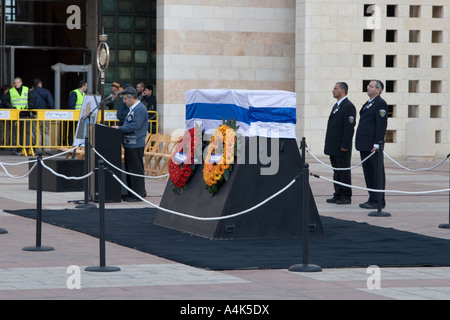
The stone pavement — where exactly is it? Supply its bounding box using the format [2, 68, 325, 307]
[0, 149, 450, 302]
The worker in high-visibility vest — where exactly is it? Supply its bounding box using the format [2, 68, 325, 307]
[68, 80, 88, 110]
[65, 80, 88, 146]
[4, 77, 35, 155]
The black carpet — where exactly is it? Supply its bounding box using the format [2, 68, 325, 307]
[6, 208, 450, 270]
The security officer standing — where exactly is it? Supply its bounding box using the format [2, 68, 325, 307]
[355, 80, 388, 209]
[68, 80, 88, 110]
[4, 77, 35, 155]
[66, 80, 88, 145]
[324, 82, 356, 205]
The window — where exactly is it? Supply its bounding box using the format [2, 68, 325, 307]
[386, 30, 397, 42]
[363, 55, 373, 67]
[431, 81, 441, 93]
[387, 105, 395, 118]
[363, 29, 374, 42]
[385, 80, 396, 93]
[409, 30, 420, 43]
[386, 5, 397, 17]
[435, 131, 441, 144]
[408, 105, 419, 118]
[386, 55, 396, 68]
[432, 6, 443, 18]
[432, 31, 443, 43]
[385, 130, 395, 143]
[408, 80, 419, 93]
[410, 5, 420, 18]
[431, 56, 442, 68]
[101, 0, 157, 93]
[408, 55, 420, 68]
[430, 105, 442, 118]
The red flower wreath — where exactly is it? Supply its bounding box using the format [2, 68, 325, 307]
[168, 127, 200, 194]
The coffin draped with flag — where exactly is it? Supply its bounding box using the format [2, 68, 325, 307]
[155, 89, 324, 240]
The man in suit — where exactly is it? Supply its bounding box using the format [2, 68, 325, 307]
[355, 80, 389, 209]
[324, 82, 357, 205]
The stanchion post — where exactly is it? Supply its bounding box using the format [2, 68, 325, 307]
[85, 160, 120, 272]
[289, 163, 321, 273]
[439, 153, 450, 229]
[75, 137, 97, 209]
[23, 152, 55, 252]
[300, 137, 306, 167]
[368, 142, 391, 217]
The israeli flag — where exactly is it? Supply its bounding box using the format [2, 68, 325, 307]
[185, 89, 297, 139]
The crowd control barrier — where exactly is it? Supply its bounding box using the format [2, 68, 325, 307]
[0, 109, 158, 156]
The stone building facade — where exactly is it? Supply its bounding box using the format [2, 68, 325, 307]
[156, 0, 450, 160]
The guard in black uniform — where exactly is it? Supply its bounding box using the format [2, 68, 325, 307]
[324, 82, 356, 205]
[355, 80, 388, 209]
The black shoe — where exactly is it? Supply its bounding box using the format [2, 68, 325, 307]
[359, 201, 371, 208]
[362, 202, 386, 209]
[124, 196, 142, 202]
[336, 198, 351, 205]
[326, 197, 339, 203]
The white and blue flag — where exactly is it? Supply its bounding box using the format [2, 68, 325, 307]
[185, 89, 297, 139]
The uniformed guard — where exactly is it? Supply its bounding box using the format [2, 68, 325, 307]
[355, 80, 389, 209]
[324, 82, 357, 205]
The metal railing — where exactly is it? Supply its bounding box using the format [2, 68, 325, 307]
[0, 109, 158, 156]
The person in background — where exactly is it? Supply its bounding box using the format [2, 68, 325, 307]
[0, 85, 11, 148]
[112, 87, 148, 202]
[116, 83, 129, 126]
[68, 80, 88, 110]
[66, 80, 88, 146]
[30, 79, 54, 155]
[136, 82, 145, 101]
[106, 81, 122, 110]
[5, 77, 35, 155]
[140, 85, 157, 133]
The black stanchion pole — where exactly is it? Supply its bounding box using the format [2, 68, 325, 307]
[85, 160, 120, 272]
[438, 154, 450, 229]
[289, 163, 321, 273]
[23, 152, 55, 252]
[76, 137, 97, 209]
[300, 137, 306, 166]
[368, 142, 391, 217]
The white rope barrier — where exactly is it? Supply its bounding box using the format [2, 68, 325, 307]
[383, 151, 450, 172]
[306, 148, 376, 171]
[40, 159, 95, 181]
[0, 162, 37, 179]
[311, 173, 450, 195]
[92, 147, 169, 180]
[109, 170, 300, 221]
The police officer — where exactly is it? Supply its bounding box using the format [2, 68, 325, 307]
[324, 82, 357, 205]
[355, 80, 389, 209]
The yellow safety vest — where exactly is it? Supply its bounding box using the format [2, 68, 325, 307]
[10, 86, 29, 110]
[71, 89, 85, 110]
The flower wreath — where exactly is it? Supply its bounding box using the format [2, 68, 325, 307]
[203, 119, 238, 195]
[169, 127, 200, 194]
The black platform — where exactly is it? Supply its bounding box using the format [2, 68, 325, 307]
[28, 158, 84, 192]
[154, 137, 324, 240]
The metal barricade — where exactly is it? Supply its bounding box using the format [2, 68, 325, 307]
[0, 109, 159, 155]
